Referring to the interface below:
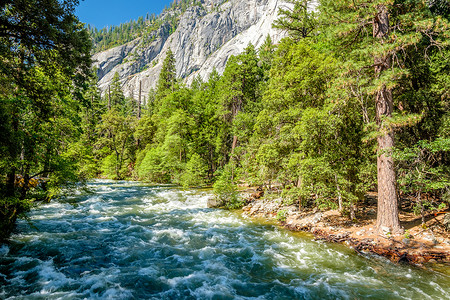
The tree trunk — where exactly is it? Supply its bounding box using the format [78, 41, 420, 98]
[373, 5, 401, 234]
[137, 81, 142, 119]
[419, 191, 425, 226]
[6, 108, 19, 197]
[350, 204, 356, 221]
[335, 174, 343, 212]
[108, 86, 111, 111]
[231, 135, 238, 152]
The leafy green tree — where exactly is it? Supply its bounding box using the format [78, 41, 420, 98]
[97, 109, 136, 179]
[138, 146, 170, 182]
[0, 0, 91, 240]
[213, 164, 244, 209]
[157, 49, 177, 96]
[273, 0, 318, 40]
[109, 72, 126, 110]
[219, 44, 263, 154]
[180, 153, 209, 188]
[76, 71, 106, 177]
[260, 35, 275, 65]
[313, 0, 450, 232]
[395, 139, 449, 225]
[249, 38, 372, 215]
[190, 69, 225, 176]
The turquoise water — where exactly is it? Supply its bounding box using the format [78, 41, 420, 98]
[0, 180, 449, 299]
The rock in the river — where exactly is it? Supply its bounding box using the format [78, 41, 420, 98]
[207, 197, 224, 208]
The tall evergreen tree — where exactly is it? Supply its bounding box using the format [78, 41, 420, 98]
[315, 0, 450, 233]
[219, 44, 263, 153]
[157, 49, 177, 96]
[110, 72, 126, 109]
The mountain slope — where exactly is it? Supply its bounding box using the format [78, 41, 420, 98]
[92, 0, 290, 100]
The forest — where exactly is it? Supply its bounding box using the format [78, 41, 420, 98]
[87, 0, 203, 52]
[0, 0, 449, 241]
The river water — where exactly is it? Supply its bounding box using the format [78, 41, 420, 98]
[0, 181, 449, 299]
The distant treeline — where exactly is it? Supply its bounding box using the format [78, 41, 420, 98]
[87, 0, 204, 52]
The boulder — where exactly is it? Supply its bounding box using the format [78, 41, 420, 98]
[207, 197, 224, 208]
[443, 213, 450, 231]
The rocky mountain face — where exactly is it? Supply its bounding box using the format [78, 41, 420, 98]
[92, 0, 291, 100]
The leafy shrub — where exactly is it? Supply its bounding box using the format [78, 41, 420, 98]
[101, 154, 119, 179]
[180, 153, 208, 188]
[0, 197, 33, 241]
[138, 147, 171, 183]
[213, 165, 244, 210]
[276, 209, 288, 222]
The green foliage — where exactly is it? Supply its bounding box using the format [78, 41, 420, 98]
[276, 209, 288, 222]
[157, 49, 177, 96]
[213, 166, 244, 210]
[138, 146, 171, 183]
[0, 197, 34, 241]
[180, 153, 209, 188]
[96, 108, 136, 179]
[395, 138, 450, 213]
[87, 0, 200, 52]
[273, 0, 318, 40]
[100, 154, 120, 179]
[0, 0, 92, 239]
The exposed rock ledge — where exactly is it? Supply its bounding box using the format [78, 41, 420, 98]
[242, 197, 450, 267]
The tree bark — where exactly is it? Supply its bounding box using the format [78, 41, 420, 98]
[6, 106, 19, 198]
[108, 85, 111, 111]
[335, 174, 343, 212]
[231, 135, 238, 152]
[138, 81, 142, 119]
[373, 5, 401, 234]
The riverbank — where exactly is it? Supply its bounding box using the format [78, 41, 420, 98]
[241, 193, 450, 268]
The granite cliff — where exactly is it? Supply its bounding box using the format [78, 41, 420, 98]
[92, 0, 291, 100]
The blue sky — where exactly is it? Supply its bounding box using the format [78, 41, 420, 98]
[76, 0, 174, 29]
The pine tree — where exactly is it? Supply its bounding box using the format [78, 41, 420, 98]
[157, 49, 177, 96]
[219, 44, 263, 153]
[316, 0, 450, 233]
[110, 72, 126, 109]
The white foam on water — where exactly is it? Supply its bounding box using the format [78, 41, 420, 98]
[341, 271, 384, 286]
[152, 228, 186, 241]
[0, 245, 9, 256]
[3, 181, 450, 299]
[190, 281, 236, 299]
[101, 285, 133, 299]
[96, 185, 115, 194]
[429, 281, 450, 299]
[37, 260, 73, 292]
[196, 246, 217, 260]
[138, 266, 158, 277]
[304, 276, 352, 300]
[165, 272, 199, 287]
[96, 216, 117, 222]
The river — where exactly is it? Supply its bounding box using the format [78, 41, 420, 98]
[0, 180, 449, 299]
